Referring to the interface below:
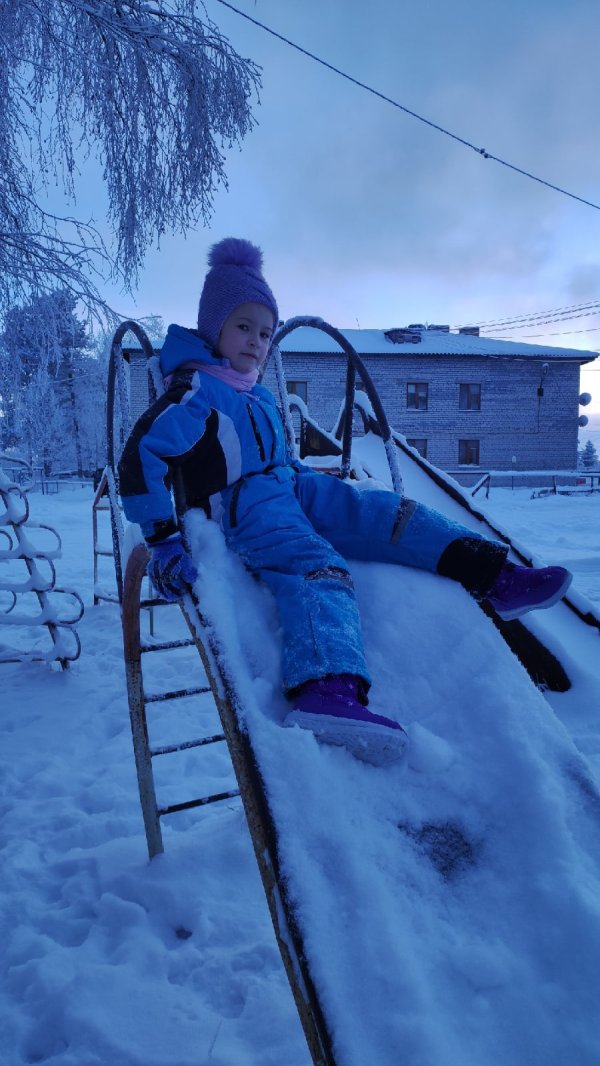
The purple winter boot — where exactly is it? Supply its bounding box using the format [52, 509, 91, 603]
[486, 562, 572, 621]
[284, 674, 407, 767]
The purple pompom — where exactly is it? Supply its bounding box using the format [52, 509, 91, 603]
[208, 237, 263, 272]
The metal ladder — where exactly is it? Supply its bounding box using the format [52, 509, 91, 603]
[92, 469, 119, 606]
[121, 541, 239, 859]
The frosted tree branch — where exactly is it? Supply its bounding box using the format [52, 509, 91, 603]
[0, 1, 261, 318]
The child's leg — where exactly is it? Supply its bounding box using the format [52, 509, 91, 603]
[293, 470, 507, 595]
[221, 471, 371, 694]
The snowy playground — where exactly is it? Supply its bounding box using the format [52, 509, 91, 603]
[1, 480, 599, 1065]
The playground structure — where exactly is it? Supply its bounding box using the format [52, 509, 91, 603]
[99, 319, 600, 1066]
[0, 454, 83, 667]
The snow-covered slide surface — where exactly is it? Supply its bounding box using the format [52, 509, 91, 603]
[353, 431, 600, 782]
[186, 505, 600, 1066]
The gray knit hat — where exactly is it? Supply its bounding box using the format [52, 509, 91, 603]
[197, 237, 279, 350]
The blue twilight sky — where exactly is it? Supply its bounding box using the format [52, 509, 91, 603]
[90, 0, 600, 408]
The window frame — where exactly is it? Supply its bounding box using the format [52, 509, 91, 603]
[286, 380, 308, 404]
[406, 438, 428, 459]
[458, 439, 480, 466]
[459, 383, 481, 411]
[406, 381, 429, 411]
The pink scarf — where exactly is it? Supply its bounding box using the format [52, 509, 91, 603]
[164, 360, 258, 393]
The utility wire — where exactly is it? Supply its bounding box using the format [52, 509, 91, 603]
[215, 0, 600, 212]
[458, 299, 600, 330]
[478, 308, 600, 334]
[495, 324, 600, 340]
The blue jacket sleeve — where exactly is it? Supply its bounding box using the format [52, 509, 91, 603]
[118, 381, 210, 543]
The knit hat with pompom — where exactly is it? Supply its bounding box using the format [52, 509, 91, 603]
[197, 237, 279, 350]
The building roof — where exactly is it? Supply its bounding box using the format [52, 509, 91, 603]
[279, 325, 598, 363]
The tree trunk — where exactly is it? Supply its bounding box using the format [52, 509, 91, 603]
[65, 358, 83, 477]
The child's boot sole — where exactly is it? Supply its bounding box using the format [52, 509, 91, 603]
[492, 571, 573, 621]
[284, 710, 408, 767]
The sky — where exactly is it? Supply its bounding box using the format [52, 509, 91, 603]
[86, 0, 600, 410]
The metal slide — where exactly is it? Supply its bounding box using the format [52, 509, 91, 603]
[105, 320, 600, 1066]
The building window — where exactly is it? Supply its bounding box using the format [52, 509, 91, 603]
[458, 439, 480, 465]
[459, 383, 481, 411]
[407, 382, 428, 410]
[287, 380, 308, 404]
[407, 438, 428, 459]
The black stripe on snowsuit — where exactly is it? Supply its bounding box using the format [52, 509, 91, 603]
[117, 383, 190, 497]
[177, 408, 228, 509]
[118, 375, 228, 516]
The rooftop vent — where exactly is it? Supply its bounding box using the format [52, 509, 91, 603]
[458, 326, 480, 337]
[384, 328, 422, 344]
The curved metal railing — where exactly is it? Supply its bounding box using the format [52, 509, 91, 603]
[270, 316, 404, 494]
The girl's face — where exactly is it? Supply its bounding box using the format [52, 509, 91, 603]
[217, 302, 274, 373]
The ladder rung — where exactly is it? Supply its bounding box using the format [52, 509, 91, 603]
[150, 733, 226, 756]
[157, 788, 240, 816]
[95, 548, 114, 557]
[94, 591, 120, 604]
[145, 685, 210, 703]
[140, 638, 196, 653]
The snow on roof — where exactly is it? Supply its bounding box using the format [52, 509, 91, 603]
[279, 326, 598, 362]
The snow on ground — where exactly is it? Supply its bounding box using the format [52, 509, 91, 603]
[1, 482, 600, 1065]
[480, 487, 600, 605]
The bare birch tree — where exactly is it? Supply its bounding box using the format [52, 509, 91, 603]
[0, 1, 261, 319]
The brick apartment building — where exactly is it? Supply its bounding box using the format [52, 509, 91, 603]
[261, 324, 596, 474]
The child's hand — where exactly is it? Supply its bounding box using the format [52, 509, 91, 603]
[148, 535, 198, 601]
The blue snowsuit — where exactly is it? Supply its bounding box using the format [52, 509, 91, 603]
[118, 325, 507, 694]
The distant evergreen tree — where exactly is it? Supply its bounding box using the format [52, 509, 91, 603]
[580, 439, 599, 469]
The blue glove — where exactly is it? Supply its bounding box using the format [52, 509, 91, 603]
[148, 535, 198, 601]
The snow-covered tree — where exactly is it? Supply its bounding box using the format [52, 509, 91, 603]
[579, 439, 599, 469]
[0, 291, 95, 473]
[0, 345, 17, 453]
[0, 1, 260, 318]
[19, 368, 70, 475]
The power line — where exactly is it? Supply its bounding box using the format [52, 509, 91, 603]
[479, 307, 600, 334]
[215, 0, 600, 212]
[495, 324, 600, 340]
[459, 299, 600, 330]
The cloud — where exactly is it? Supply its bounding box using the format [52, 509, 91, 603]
[565, 264, 600, 302]
[108, 0, 600, 343]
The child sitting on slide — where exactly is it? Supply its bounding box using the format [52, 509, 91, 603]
[118, 238, 572, 766]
